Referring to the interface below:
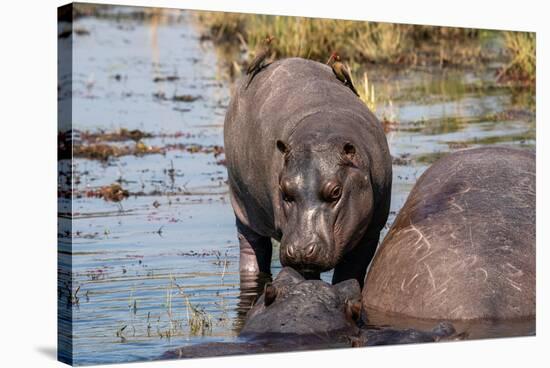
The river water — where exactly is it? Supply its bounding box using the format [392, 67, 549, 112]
[58, 6, 535, 365]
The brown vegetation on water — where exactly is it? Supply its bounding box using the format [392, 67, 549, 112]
[73, 143, 157, 161]
[81, 128, 153, 143]
[73, 142, 224, 161]
[59, 129, 225, 161]
[95, 184, 130, 202]
[81, 184, 130, 202]
[79, 129, 199, 143]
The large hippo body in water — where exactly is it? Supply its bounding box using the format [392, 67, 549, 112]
[224, 57, 392, 284]
[364, 147, 535, 320]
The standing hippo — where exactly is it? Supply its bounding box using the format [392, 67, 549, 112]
[363, 147, 535, 320]
[224, 57, 392, 285]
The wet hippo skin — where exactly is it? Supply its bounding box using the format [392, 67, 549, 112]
[241, 267, 361, 337]
[363, 147, 535, 320]
[224, 57, 392, 285]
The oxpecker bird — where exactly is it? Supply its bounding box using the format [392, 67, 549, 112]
[246, 35, 275, 88]
[327, 52, 360, 97]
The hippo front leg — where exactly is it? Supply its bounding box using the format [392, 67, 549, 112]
[236, 218, 273, 275]
[332, 233, 380, 287]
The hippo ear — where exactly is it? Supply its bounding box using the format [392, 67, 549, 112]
[343, 142, 356, 156]
[264, 283, 278, 307]
[334, 279, 361, 302]
[276, 140, 291, 155]
[341, 142, 359, 166]
[344, 299, 362, 323]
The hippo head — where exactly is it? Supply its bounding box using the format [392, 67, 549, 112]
[241, 267, 362, 337]
[275, 133, 374, 275]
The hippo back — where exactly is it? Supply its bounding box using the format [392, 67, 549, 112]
[224, 57, 391, 237]
[363, 147, 535, 320]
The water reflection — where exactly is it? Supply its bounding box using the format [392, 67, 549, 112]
[235, 272, 272, 331]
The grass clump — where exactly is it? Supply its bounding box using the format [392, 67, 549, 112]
[171, 278, 214, 337]
[349, 23, 411, 64]
[498, 32, 535, 86]
[186, 300, 213, 336]
[355, 71, 377, 112]
[198, 12, 409, 64]
[196, 11, 489, 67]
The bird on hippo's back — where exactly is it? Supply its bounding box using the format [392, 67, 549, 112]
[245, 35, 275, 87]
[327, 52, 360, 97]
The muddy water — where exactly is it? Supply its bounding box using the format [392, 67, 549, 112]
[60, 7, 535, 365]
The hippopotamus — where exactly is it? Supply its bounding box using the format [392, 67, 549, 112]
[224, 57, 392, 285]
[162, 268, 361, 359]
[363, 147, 535, 320]
[162, 268, 457, 360]
[241, 267, 361, 338]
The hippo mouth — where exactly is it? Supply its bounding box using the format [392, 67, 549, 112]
[281, 255, 336, 280]
[279, 242, 337, 277]
[295, 268, 322, 280]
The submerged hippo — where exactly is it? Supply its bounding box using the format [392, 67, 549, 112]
[224, 57, 392, 284]
[163, 268, 455, 360]
[163, 268, 361, 359]
[364, 147, 535, 320]
[241, 267, 361, 338]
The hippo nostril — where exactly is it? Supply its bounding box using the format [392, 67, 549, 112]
[286, 244, 295, 259]
[304, 243, 317, 258]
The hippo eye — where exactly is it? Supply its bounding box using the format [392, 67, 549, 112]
[280, 182, 294, 203]
[330, 186, 342, 199]
[282, 192, 293, 203]
[322, 182, 342, 202]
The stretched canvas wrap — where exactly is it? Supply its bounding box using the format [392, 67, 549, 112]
[58, 2, 536, 366]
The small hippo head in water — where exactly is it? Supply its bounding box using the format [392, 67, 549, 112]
[276, 125, 377, 275]
[241, 267, 362, 337]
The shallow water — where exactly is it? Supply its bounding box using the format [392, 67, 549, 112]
[59, 7, 535, 365]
